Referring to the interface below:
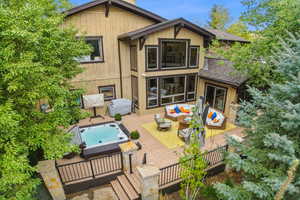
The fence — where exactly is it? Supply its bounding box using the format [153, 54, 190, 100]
[159, 145, 228, 188]
[56, 152, 123, 185]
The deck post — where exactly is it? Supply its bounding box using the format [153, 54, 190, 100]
[37, 160, 66, 200]
[119, 141, 139, 174]
[137, 165, 160, 200]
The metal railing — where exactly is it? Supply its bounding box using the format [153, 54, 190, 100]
[159, 145, 228, 188]
[56, 152, 123, 185]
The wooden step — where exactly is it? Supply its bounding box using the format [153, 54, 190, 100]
[111, 180, 130, 200]
[117, 175, 139, 200]
[125, 173, 141, 194]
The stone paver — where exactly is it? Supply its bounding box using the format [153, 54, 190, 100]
[93, 187, 118, 200]
[71, 193, 89, 200]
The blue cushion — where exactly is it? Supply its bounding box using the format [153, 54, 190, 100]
[174, 106, 181, 113]
[211, 112, 217, 120]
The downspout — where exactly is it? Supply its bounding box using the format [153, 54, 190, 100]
[118, 39, 123, 98]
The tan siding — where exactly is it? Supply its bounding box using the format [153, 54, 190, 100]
[198, 79, 237, 116]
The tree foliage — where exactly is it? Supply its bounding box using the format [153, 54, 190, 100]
[214, 34, 300, 200]
[180, 106, 207, 200]
[207, 4, 231, 30]
[211, 0, 300, 87]
[227, 20, 253, 41]
[0, 0, 90, 199]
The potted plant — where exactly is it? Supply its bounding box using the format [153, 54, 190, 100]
[114, 113, 122, 124]
[130, 130, 140, 140]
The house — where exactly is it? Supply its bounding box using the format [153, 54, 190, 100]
[63, 0, 248, 117]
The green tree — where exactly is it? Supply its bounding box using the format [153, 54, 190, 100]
[179, 106, 207, 200]
[0, 0, 90, 199]
[207, 4, 231, 30]
[211, 0, 300, 87]
[227, 20, 253, 41]
[214, 35, 300, 200]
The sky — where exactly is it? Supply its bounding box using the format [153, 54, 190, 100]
[70, 0, 245, 27]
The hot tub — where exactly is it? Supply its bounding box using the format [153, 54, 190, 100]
[69, 122, 129, 158]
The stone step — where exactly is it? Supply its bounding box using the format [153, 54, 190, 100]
[111, 180, 130, 200]
[117, 175, 139, 200]
[125, 172, 141, 194]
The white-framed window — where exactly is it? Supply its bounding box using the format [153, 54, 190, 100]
[131, 76, 139, 107]
[160, 39, 189, 69]
[146, 46, 158, 71]
[147, 78, 159, 108]
[98, 85, 116, 101]
[130, 45, 138, 71]
[189, 46, 199, 68]
[78, 36, 104, 63]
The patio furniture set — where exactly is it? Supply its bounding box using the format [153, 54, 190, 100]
[154, 97, 227, 144]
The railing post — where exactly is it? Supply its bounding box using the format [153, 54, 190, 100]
[90, 160, 96, 179]
[119, 141, 138, 174]
[137, 165, 160, 200]
[37, 160, 66, 200]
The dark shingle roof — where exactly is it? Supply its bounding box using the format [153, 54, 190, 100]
[199, 57, 248, 87]
[118, 18, 215, 40]
[204, 28, 250, 43]
[64, 0, 166, 22]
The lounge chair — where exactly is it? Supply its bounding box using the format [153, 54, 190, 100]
[154, 114, 172, 131]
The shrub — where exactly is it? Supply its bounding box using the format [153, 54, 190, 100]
[201, 185, 218, 200]
[130, 130, 140, 140]
[114, 113, 122, 121]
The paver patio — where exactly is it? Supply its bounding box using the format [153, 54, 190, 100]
[57, 112, 244, 169]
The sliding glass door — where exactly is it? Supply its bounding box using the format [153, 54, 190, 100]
[205, 84, 227, 112]
[146, 74, 197, 108]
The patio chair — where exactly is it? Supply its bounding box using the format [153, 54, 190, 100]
[154, 114, 172, 131]
[178, 128, 193, 144]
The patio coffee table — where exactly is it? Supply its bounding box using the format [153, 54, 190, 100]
[178, 116, 192, 131]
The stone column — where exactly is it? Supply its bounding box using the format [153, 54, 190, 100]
[225, 135, 244, 173]
[37, 160, 66, 200]
[119, 141, 139, 173]
[137, 165, 160, 200]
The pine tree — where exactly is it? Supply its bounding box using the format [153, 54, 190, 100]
[207, 4, 230, 30]
[214, 34, 300, 200]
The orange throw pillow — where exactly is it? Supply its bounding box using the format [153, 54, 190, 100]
[208, 112, 213, 118]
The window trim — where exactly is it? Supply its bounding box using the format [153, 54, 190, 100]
[131, 76, 139, 108]
[159, 38, 190, 70]
[204, 83, 228, 112]
[146, 73, 198, 109]
[189, 46, 200, 68]
[130, 45, 138, 72]
[145, 45, 159, 71]
[98, 85, 116, 101]
[79, 36, 104, 64]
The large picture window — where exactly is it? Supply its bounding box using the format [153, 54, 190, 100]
[204, 84, 227, 112]
[160, 39, 188, 69]
[98, 85, 116, 101]
[189, 46, 199, 68]
[146, 74, 197, 108]
[78, 36, 104, 63]
[146, 46, 158, 71]
[130, 45, 138, 71]
[131, 76, 139, 107]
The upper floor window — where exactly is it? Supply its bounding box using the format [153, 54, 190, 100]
[130, 45, 138, 71]
[98, 85, 116, 101]
[146, 46, 158, 71]
[79, 36, 104, 63]
[160, 39, 188, 69]
[189, 46, 200, 68]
